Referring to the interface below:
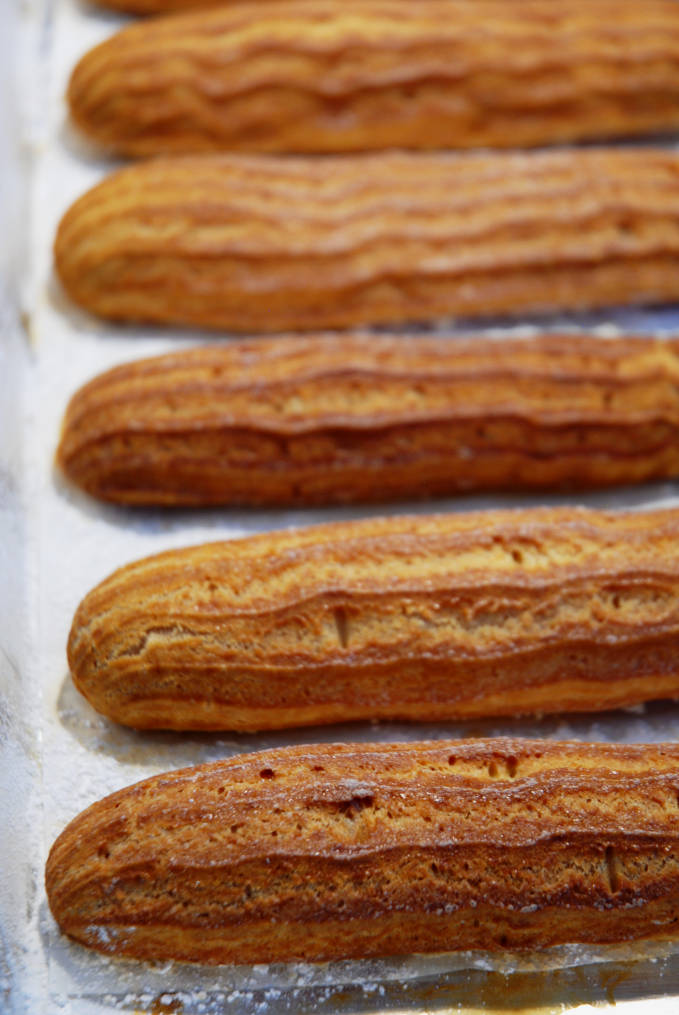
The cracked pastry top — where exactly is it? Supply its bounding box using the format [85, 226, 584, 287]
[45, 738, 679, 965]
[67, 506, 679, 731]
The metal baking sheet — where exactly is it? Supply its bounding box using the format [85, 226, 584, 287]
[5, 0, 679, 1010]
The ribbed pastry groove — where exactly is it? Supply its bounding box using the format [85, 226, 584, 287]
[45, 738, 679, 965]
[57, 333, 679, 506]
[54, 148, 679, 332]
[68, 0, 679, 156]
[67, 506, 679, 731]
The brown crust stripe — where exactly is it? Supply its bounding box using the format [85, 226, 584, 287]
[57, 333, 679, 506]
[54, 148, 679, 332]
[45, 738, 679, 965]
[67, 506, 679, 731]
[69, 1, 679, 156]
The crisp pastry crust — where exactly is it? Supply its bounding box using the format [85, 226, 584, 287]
[57, 333, 679, 506]
[67, 506, 679, 731]
[54, 148, 679, 332]
[45, 738, 679, 965]
[68, 0, 679, 156]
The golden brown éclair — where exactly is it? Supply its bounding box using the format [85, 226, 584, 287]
[68, 506, 679, 731]
[46, 738, 679, 965]
[69, 1, 679, 156]
[57, 334, 679, 506]
[54, 148, 679, 333]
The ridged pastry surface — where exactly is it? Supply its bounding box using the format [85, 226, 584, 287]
[45, 738, 679, 965]
[57, 333, 679, 506]
[68, 506, 679, 730]
[68, 0, 679, 156]
[54, 148, 679, 332]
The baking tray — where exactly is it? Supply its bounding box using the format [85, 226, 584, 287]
[6, 0, 679, 1010]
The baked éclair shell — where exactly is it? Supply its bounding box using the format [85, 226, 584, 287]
[67, 506, 679, 731]
[57, 333, 679, 506]
[45, 738, 679, 965]
[54, 148, 679, 333]
[68, 0, 679, 156]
